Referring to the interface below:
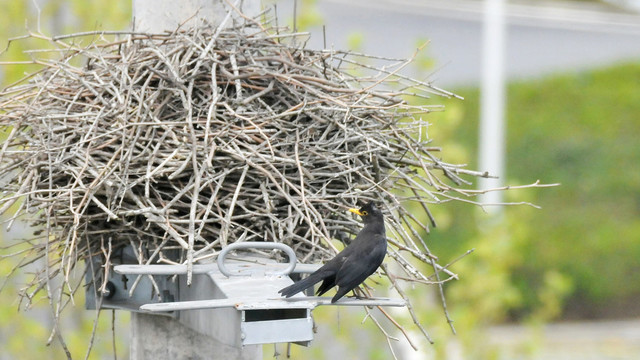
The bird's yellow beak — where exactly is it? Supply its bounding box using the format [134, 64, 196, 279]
[349, 208, 363, 216]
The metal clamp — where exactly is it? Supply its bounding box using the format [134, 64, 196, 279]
[217, 242, 297, 277]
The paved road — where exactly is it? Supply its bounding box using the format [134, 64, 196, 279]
[393, 318, 640, 360]
[486, 318, 640, 359]
[275, 0, 640, 87]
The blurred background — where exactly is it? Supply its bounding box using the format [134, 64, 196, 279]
[1, 0, 639, 359]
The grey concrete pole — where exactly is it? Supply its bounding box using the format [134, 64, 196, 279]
[132, 0, 260, 33]
[130, 312, 261, 359]
[129, 1, 261, 359]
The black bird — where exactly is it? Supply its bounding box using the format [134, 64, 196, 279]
[279, 202, 387, 303]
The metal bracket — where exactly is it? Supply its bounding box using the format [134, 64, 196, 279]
[85, 245, 178, 313]
[216, 242, 297, 277]
[97, 242, 405, 346]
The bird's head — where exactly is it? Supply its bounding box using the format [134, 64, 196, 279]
[349, 201, 383, 224]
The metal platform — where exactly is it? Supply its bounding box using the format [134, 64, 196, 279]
[101, 242, 405, 346]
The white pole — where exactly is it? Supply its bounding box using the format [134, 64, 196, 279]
[478, 0, 507, 210]
[129, 1, 261, 359]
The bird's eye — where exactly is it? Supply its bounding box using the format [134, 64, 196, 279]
[362, 211, 369, 216]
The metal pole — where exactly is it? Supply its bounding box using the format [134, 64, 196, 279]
[478, 0, 507, 210]
[129, 1, 261, 359]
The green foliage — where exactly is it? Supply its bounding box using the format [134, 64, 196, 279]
[0, 1, 132, 358]
[265, 0, 322, 32]
[413, 38, 436, 72]
[273, 305, 403, 360]
[507, 64, 640, 311]
[0, 240, 131, 359]
[426, 62, 640, 326]
[402, 61, 640, 359]
[0, 1, 131, 85]
[0, 2, 37, 85]
[346, 32, 365, 52]
[294, 0, 323, 30]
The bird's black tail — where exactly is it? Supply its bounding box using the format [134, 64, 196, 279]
[279, 272, 326, 298]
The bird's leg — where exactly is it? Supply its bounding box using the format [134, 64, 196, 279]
[352, 288, 376, 309]
[351, 287, 369, 300]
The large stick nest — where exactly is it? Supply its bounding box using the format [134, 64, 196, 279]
[0, 15, 500, 345]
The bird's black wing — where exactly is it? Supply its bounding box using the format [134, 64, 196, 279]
[279, 242, 357, 298]
[315, 255, 347, 295]
[278, 268, 335, 298]
[331, 233, 387, 302]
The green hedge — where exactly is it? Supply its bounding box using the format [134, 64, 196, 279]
[426, 62, 640, 321]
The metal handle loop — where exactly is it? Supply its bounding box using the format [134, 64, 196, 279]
[216, 242, 297, 277]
